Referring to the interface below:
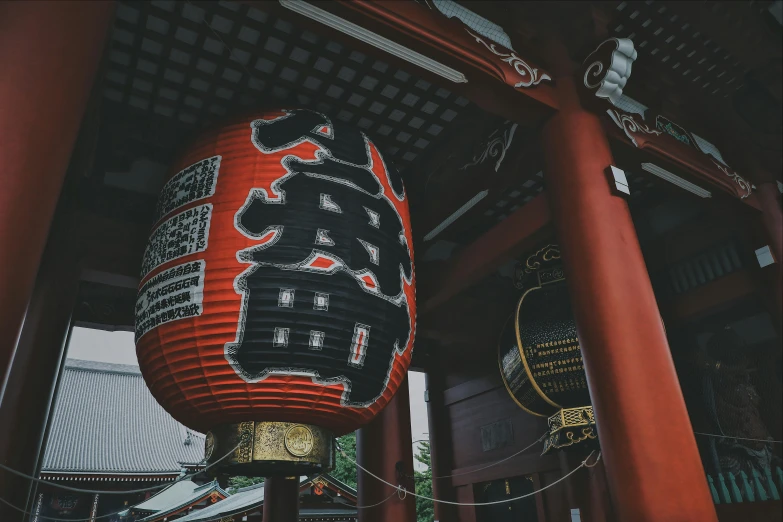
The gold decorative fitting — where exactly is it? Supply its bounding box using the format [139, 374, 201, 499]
[285, 425, 315, 457]
[514, 286, 564, 412]
[236, 421, 255, 463]
[549, 406, 595, 431]
[514, 244, 562, 290]
[204, 432, 215, 461]
[542, 406, 598, 455]
[205, 421, 334, 477]
[526, 244, 561, 271]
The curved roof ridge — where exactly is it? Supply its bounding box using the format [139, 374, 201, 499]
[64, 358, 142, 375]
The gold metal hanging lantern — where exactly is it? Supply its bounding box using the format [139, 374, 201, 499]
[498, 245, 598, 454]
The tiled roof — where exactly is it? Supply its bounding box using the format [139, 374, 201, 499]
[134, 480, 221, 513]
[174, 482, 265, 522]
[136, 480, 228, 522]
[41, 359, 205, 474]
[175, 475, 357, 522]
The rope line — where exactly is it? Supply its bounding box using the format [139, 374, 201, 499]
[405, 431, 547, 482]
[305, 478, 401, 510]
[693, 431, 783, 444]
[3, 444, 603, 517]
[355, 490, 400, 509]
[339, 443, 600, 507]
[0, 439, 243, 496]
[433, 431, 548, 480]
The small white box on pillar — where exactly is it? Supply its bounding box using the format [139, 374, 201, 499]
[607, 165, 630, 196]
[755, 245, 776, 268]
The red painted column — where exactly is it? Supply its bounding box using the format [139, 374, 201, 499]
[357, 376, 417, 522]
[262, 476, 299, 522]
[541, 40, 718, 521]
[558, 451, 615, 522]
[0, 1, 112, 380]
[0, 212, 81, 522]
[756, 181, 782, 329]
[425, 371, 458, 522]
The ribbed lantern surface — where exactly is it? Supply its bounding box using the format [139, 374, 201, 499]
[135, 109, 416, 437]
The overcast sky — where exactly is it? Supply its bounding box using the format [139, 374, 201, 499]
[67, 327, 431, 469]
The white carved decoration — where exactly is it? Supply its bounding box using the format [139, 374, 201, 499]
[584, 38, 637, 106]
[607, 109, 661, 148]
[460, 122, 518, 172]
[433, 0, 516, 51]
[710, 159, 752, 199]
[466, 29, 551, 87]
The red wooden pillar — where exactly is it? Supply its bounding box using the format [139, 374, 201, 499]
[540, 39, 718, 522]
[357, 376, 417, 522]
[262, 477, 299, 522]
[0, 1, 112, 381]
[756, 180, 782, 329]
[558, 451, 615, 522]
[425, 371, 458, 522]
[0, 211, 81, 522]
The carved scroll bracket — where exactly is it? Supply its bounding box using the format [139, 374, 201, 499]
[710, 159, 752, 199]
[465, 28, 552, 89]
[581, 38, 637, 106]
[607, 108, 661, 147]
[460, 121, 519, 172]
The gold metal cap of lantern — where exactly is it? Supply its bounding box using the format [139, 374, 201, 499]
[205, 421, 335, 477]
[542, 406, 598, 455]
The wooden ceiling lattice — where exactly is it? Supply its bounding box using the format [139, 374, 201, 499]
[102, 0, 477, 176]
[610, 1, 749, 99]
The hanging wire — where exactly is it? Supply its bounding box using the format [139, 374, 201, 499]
[0, 438, 243, 496]
[366, 431, 547, 483]
[319, 484, 400, 510]
[3, 437, 602, 518]
[693, 431, 783, 444]
[357, 491, 405, 510]
[432, 431, 548, 480]
[338, 439, 600, 507]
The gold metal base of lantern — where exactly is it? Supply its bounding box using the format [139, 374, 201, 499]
[542, 406, 598, 455]
[205, 421, 335, 477]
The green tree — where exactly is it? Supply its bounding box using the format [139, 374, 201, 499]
[227, 475, 264, 491]
[332, 431, 358, 489]
[414, 442, 434, 522]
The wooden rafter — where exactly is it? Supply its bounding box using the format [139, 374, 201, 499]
[420, 192, 552, 315]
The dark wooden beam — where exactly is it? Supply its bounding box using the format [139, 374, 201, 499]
[419, 132, 545, 245]
[420, 192, 552, 315]
[72, 210, 148, 283]
[668, 270, 758, 322]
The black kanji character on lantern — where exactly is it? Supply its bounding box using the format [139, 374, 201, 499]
[225, 110, 413, 406]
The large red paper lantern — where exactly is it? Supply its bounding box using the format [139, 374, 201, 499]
[135, 109, 415, 475]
